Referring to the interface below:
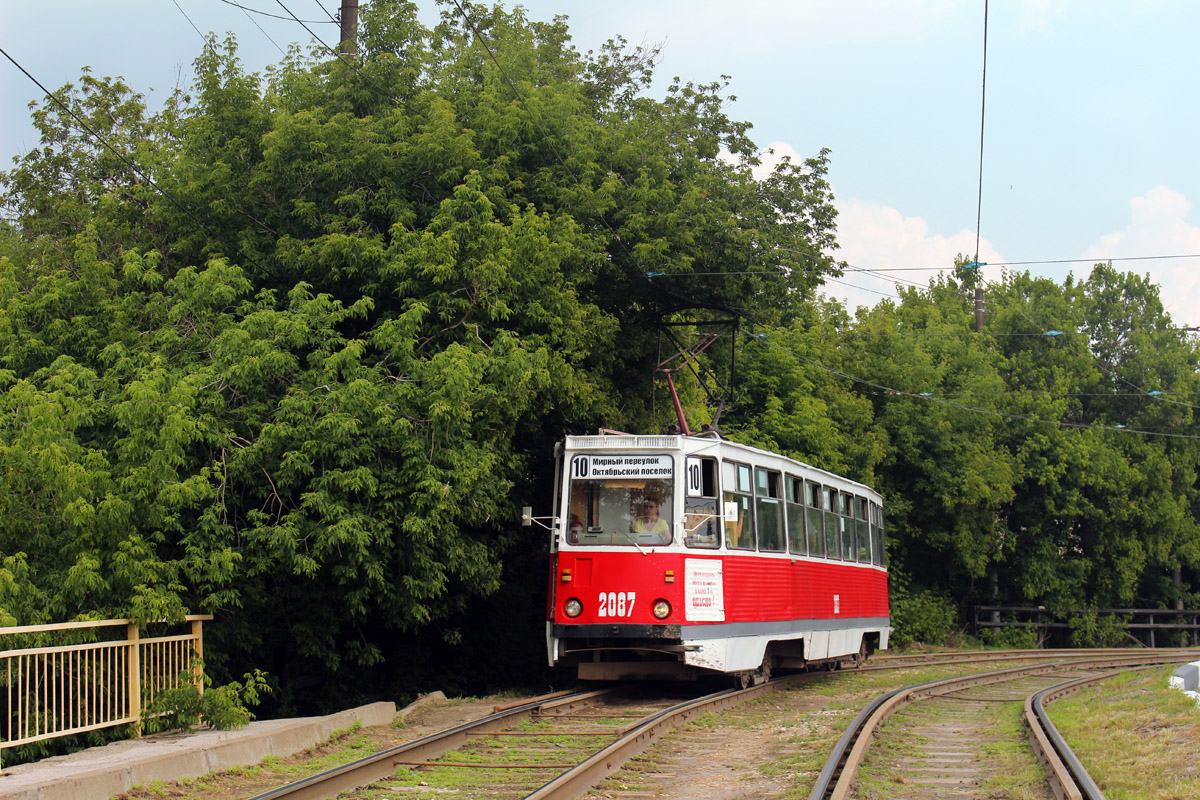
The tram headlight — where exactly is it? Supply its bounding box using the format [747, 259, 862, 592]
[652, 599, 672, 620]
[563, 598, 583, 618]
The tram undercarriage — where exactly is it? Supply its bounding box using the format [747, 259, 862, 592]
[552, 625, 886, 682]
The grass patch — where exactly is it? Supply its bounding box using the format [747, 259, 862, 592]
[1049, 665, 1200, 800]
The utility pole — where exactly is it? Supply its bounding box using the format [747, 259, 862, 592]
[340, 0, 359, 55]
[964, 261, 985, 333]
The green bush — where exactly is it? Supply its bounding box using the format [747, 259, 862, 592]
[890, 587, 958, 647]
[143, 669, 271, 733]
[980, 624, 1039, 649]
[1067, 611, 1130, 648]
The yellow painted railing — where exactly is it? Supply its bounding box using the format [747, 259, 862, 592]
[0, 615, 211, 759]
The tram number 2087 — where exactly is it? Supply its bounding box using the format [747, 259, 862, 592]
[597, 591, 636, 618]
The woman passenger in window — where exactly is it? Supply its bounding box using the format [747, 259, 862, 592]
[633, 498, 670, 543]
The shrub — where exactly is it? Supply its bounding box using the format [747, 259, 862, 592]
[890, 586, 958, 647]
[143, 669, 271, 733]
[980, 624, 1039, 649]
[1067, 611, 1130, 648]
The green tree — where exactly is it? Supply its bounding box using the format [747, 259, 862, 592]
[0, 1, 845, 709]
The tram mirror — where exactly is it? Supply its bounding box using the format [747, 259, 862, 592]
[521, 506, 532, 526]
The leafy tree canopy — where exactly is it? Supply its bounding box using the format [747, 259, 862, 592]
[3, 0, 1200, 707]
[0, 0, 841, 709]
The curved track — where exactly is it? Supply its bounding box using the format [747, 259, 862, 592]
[1024, 665, 1167, 800]
[809, 651, 1199, 800]
[241, 648, 1198, 800]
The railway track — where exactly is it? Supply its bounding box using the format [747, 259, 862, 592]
[809, 651, 1200, 800]
[240, 648, 1199, 800]
[247, 678, 809, 800]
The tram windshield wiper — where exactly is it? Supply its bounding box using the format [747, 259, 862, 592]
[617, 529, 648, 555]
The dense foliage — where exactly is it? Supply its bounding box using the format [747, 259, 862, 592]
[2, 0, 1198, 716]
[727, 264, 1200, 646]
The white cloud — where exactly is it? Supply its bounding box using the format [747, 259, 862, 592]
[734, 141, 1005, 313]
[829, 199, 1004, 313]
[744, 141, 802, 181]
[1080, 185, 1200, 326]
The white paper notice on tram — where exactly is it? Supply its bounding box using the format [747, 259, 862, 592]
[684, 558, 725, 622]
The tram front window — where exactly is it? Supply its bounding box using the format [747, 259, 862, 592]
[565, 454, 674, 546]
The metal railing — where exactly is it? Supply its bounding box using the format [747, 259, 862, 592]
[974, 605, 1200, 647]
[0, 615, 212, 760]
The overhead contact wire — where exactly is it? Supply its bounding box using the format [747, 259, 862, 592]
[742, 329, 1200, 440]
[973, 0, 988, 269]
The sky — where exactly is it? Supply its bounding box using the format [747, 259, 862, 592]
[3, 1, 1200, 326]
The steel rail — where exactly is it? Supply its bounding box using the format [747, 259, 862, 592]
[1025, 665, 1164, 800]
[245, 688, 618, 800]
[522, 673, 820, 800]
[873, 647, 1200, 665]
[807, 687, 902, 797]
[808, 653, 1196, 800]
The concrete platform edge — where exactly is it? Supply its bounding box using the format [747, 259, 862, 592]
[0, 700, 398, 800]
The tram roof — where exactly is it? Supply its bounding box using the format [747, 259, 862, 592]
[562, 432, 879, 498]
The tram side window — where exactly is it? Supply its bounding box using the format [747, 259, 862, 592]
[684, 457, 721, 549]
[723, 461, 756, 550]
[822, 487, 840, 559]
[839, 492, 855, 562]
[871, 502, 887, 566]
[755, 468, 785, 552]
[855, 496, 871, 562]
[806, 482, 825, 557]
[786, 476, 806, 555]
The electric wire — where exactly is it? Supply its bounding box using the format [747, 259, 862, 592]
[171, 0, 208, 44]
[272, 0, 402, 103]
[430, 2, 1200, 426]
[973, 0, 988, 268]
[742, 329, 1200, 440]
[957, 0, 1199, 425]
[235, 2, 289, 55]
[0, 39, 298, 282]
[219, 0, 333, 24]
[249, 3, 1200, 327]
[838, 263, 927, 292]
[832, 252, 1200, 275]
[274, 0, 336, 50]
[0, 43, 212, 233]
[446, 0, 584, 192]
[998, 253, 1200, 268]
[10, 5, 1194, 428]
[975, 272, 1200, 412]
[311, 0, 340, 24]
[821, 275, 905, 302]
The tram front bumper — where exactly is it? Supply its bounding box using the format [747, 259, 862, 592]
[553, 622, 682, 639]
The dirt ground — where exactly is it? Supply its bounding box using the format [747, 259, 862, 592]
[580, 690, 839, 800]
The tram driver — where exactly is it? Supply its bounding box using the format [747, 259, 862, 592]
[633, 497, 671, 544]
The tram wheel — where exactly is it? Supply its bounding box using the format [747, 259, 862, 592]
[853, 638, 868, 669]
[737, 660, 772, 689]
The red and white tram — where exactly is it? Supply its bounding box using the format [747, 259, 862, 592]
[544, 431, 890, 683]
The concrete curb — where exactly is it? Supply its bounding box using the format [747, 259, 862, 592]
[1169, 660, 1200, 705]
[0, 701, 397, 800]
[397, 690, 447, 720]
